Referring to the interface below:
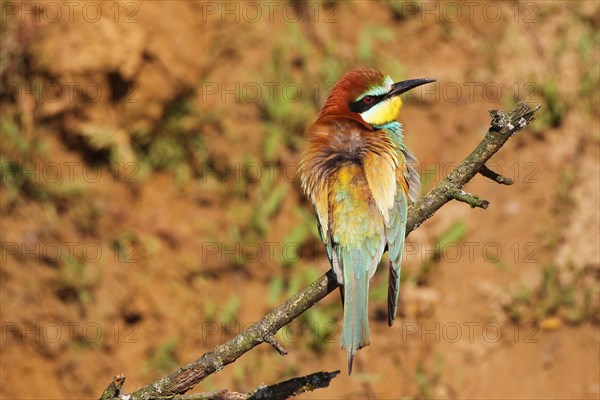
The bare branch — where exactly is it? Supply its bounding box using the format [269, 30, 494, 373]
[264, 334, 288, 355]
[479, 165, 514, 185]
[247, 370, 340, 399]
[446, 187, 489, 209]
[120, 371, 339, 400]
[163, 390, 242, 400]
[117, 102, 540, 399]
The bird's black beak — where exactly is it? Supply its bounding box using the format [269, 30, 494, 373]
[386, 78, 437, 98]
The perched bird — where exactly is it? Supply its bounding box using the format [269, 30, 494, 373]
[299, 69, 435, 373]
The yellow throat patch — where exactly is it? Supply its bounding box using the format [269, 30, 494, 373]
[360, 96, 403, 126]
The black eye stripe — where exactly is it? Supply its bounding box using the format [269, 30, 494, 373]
[348, 94, 386, 113]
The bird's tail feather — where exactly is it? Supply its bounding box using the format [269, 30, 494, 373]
[340, 249, 371, 374]
[388, 260, 401, 326]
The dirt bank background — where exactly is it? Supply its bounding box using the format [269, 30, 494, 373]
[1, 1, 599, 399]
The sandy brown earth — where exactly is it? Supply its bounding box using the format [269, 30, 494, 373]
[1, 1, 599, 399]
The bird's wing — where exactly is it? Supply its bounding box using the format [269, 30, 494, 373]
[381, 122, 421, 203]
[313, 180, 342, 283]
[363, 146, 398, 226]
[403, 147, 421, 203]
[385, 145, 421, 326]
[385, 172, 408, 326]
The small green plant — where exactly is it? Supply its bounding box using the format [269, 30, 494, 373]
[414, 352, 443, 400]
[413, 220, 468, 285]
[357, 25, 394, 64]
[132, 92, 211, 188]
[531, 79, 567, 132]
[0, 115, 88, 207]
[576, 27, 600, 113]
[295, 266, 338, 351]
[203, 299, 218, 323]
[279, 212, 313, 268]
[543, 168, 577, 250]
[219, 294, 241, 325]
[110, 231, 142, 265]
[56, 255, 100, 306]
[250, 181, 287, 237]
[503, 263, 599, 325]
[144, 336, 181, 375]
[382, 0, 421, 21]
[267, 275, 285, 306]
[268, 263, 338, 352]
[555, 169, 577, 220]
[253, 38, 318, 160]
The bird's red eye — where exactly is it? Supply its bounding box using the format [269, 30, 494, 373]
[363, 96, 374, 104]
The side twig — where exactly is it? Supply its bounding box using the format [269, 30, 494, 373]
[446, 187, 489, 209]
[479, 165, 515, 185]
[105, 102, 540, 400]
[264, 334, 288, 355]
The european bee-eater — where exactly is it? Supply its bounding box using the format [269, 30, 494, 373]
[300, 69, 435, 373]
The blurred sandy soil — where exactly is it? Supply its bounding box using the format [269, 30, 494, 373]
[1, 1, 599, 399]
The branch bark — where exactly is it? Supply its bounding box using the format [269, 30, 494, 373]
[479, 165, 514, 185]
[126, 370, 340, 400]
[105, 102, 540, 400]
